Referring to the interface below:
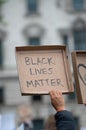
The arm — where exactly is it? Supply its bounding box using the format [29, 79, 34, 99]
[49, 90, 76, 130]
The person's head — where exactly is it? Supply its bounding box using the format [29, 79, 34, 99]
[16, 104, 33, 128]
[45, 114, 56, 130]
[18, 104, 32, 123]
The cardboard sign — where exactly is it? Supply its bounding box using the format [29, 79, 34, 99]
[15, 45, 73, 95]
[72, 51, 86, 104]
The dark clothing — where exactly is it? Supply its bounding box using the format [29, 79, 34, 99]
[24, 122, 33, 130]
[24, 123, 30, 130]
[55, 110, 76, 130]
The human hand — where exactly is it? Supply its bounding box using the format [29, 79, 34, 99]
[49, 90, 65, 112]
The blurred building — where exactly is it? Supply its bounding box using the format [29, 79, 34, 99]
[0, 0, 86, 130]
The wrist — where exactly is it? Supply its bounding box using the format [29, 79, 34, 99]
[56, 106, 65, 112]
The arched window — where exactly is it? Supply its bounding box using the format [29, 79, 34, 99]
[73, 18, 86, 50]
[23, 23, 45, 46]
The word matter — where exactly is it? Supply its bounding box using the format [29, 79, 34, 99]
[26, 78, 64, 88]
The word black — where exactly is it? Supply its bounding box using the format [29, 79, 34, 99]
[25, 57, 55, 66]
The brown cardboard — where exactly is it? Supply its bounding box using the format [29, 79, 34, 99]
[71, 51, 86, 104]
[15, 45, 74, 95]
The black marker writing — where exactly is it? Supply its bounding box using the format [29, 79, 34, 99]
[78, 63, 86, 86]
[25, 57, 55, 66]
[26, 78, 64, 87]
[29, 68, 53, 75]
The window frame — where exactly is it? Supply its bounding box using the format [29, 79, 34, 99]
[29, 37, 40, 46]
[26, 0, 39, 15]
[73, 19, 86, 50]
[72, 0, 84, 10]
[32, 95, 42, 102]
[73, 29, 86, 50]
[0, 39, 3, 67]
[65, 0, 86, 12]
[0, 87, 4, 104]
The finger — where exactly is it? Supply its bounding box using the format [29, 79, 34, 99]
[58, 90, 62, 96]
[49, 90, 55, 98]
[50, 90, 58, 100]
[55, 90, 60, 97]
[56, 90, 62, 97]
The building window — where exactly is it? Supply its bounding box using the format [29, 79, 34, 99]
[33, 119, 44, 130]
[23, 23, 45, 40]
[68, 91, 76, 100]
[68, 85, 76, 100]
[74, 29, 86, 50]
[73, 0, 84, 10]
[29, 37, 40, 45]
[63, 35, 71, 51]
[73, 18, 86, 50]
[0, 39, 3, 67]
[0, 87, 4, 104]
[27, 0, 38, 14]
[63, 35, 68, 45]
[32, 95, 42, 101]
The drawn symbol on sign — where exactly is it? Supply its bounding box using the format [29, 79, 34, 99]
[78, 64, 86, 86]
